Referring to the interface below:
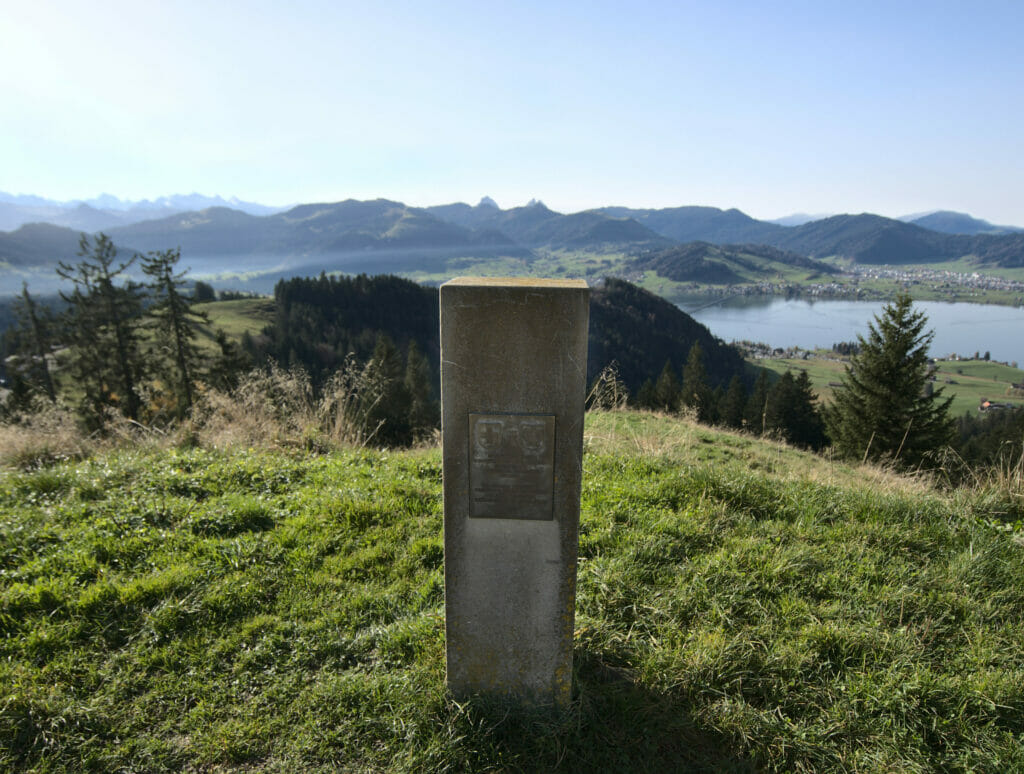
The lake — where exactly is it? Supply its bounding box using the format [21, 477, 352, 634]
[677, 295, 1024, 366]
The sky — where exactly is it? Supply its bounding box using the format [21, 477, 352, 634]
[3, 0, 1023, 224]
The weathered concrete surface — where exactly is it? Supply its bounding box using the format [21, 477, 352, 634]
[441, 277, 589, 707]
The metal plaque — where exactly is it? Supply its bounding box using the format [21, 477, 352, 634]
[469, 413, 555, 520]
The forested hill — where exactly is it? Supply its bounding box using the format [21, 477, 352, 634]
[424, 200, 669, 249]
[245, 274, 748, 394]
[246, 274, 441, 388]
[588, 278, 748, 392]
[907, 210, 1023, 236]
[764, 214, 1024, 267]
[632, 242, 836, 283]
[106, 200, 523, 257]
[595, 205, 785, 244]
[0, 223, 85, 267]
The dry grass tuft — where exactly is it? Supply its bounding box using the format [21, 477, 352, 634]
[0, 400, 92, 469]
[189, 360, 389, 451]
[190, 364, 317, 450]
[1, 360, 397, 467]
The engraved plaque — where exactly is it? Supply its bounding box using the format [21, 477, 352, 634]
[469, 413, 555, 520]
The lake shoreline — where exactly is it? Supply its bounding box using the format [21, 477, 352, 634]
[678, 295, 1024, 368]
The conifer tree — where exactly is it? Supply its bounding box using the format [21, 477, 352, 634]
[209, 329, 252, 391]
[57, 234, 146, 426]
[8, 284, 57, 403]
[680, 341, 715, 422]
[193, 280, 217, 302]
[824, 294, 952, 466]
[791, 370, 828, 450]
[404, 339, 438, 440]
[765, 370, 827, 450]
[636, 378, 656, 409]
[720, 374, 747, 429]
[142, 248, 210, 415]
[653, 359, 681, 412]
[745, 369, 771, 434]
[365, 333, 412, 446]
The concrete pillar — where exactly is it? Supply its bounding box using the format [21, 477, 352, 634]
[440, 277, 589, 707]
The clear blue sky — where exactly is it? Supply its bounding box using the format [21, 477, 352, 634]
[3, 0, 1023, 224]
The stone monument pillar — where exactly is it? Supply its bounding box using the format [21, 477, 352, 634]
[440, 277, 589, 707]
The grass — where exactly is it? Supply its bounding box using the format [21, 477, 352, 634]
[2, 410, 1023, 771]
[196, 297, 275, 342]
[761, 355, 1024, 417]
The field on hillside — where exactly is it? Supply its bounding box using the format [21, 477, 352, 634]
[2, 412, 1022, 772]
[196, 297, 275, 342]
[761, 355, 1024, 417]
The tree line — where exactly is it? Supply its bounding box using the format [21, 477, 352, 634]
[2, 234, 250, 428]
[625, 342, 828, 450]
[4, 237, 1019, 476]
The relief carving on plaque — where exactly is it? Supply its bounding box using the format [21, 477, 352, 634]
[469, 413, 555, 520]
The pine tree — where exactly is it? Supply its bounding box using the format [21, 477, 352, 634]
[765, 370, 827, 450]
[404, 339, 438, 440]
[57, 234, 146, 426]
[635, 378, 656, 409]
[142, 248, 210, 415]
[653, 359, 681, 412]
[193, 281, 217, 302]
[209, 329, 252, 391]
[680, 341, 715, 422]
[790, 370, 828, 450]
[745, 369, 771, 434]
[719, 374, 747, 429]
[365, 333, 412, 446]
[824, 294, 953, 466]
[8, 284, 57, 403]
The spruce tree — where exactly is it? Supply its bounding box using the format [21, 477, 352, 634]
[209, 329, 252, 391]
[57, 234, 146, 426]
[765, 370, 827, 450]
[635, 378, 656, 409]
[824, 294, 952, 466]
[680, 341, 715, 422]
[404, 339, 438, 440]
[745, 369, 771, 434]
[8, 284, 57, 403]
[791, 370, 828, 450]
[653, 360, 681, 412]
[364, 333, 412, 446]
[142, 248, 210, 415]
[720, 374, 747, 429]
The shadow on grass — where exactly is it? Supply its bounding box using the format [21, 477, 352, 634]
[450, 648, 755, 773]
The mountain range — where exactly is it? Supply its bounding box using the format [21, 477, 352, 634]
[3, 195, 1024, 295]
[898, 210, 1023, 236]
[0, 192, 285, 233]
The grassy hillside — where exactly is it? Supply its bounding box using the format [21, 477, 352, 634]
[633, 242, 835, 285]
[762, 355, 1024, 417]
[2, 411, 1022, 771]
[196, 297, 275, 340]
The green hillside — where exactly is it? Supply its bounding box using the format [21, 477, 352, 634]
[196, 297, 275, 340]
[2, 411, 1022, 771]
[634, 242, 836, 286]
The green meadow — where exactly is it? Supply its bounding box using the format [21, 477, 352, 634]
[195, 297, 275, 342]
[2, 410, 1023, 772]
